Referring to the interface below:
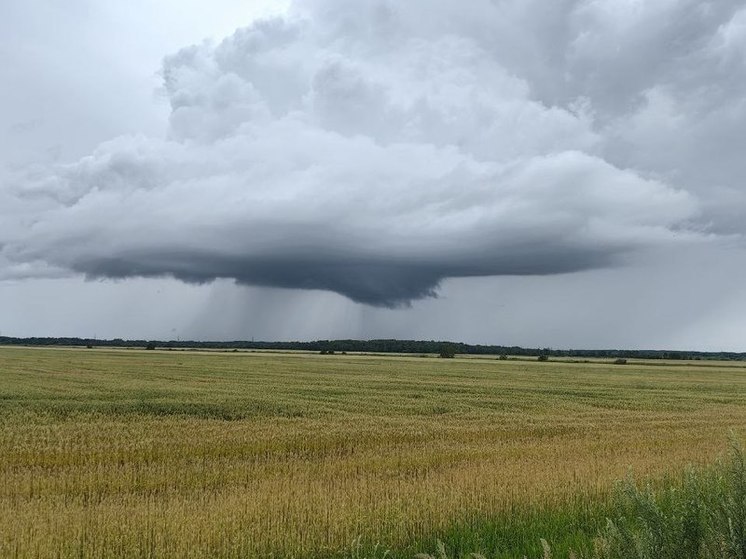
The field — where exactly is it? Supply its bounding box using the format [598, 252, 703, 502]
[1, 347, 746, 558]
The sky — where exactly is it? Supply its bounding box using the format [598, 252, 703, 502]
[1, 0, 746, 350]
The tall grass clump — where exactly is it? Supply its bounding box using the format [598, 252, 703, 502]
[595, 437, 746, 559]
[413, 439, 746, 559]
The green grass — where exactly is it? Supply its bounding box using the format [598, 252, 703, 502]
[1, 346, 746, 557]
[419, 439, 746, 559]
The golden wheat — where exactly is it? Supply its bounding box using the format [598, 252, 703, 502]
[1, 347, 745, 557]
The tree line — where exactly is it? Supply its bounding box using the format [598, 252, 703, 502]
[0, 336, 744, 361]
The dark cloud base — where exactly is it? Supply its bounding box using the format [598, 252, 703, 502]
[74, 246, 621, 307]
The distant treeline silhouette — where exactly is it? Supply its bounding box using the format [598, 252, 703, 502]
[1, 336, 744, 361]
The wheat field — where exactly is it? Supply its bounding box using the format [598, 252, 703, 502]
[1, 346, 745, 558]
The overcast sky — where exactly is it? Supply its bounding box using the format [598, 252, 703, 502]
[2, 1, 746, 350]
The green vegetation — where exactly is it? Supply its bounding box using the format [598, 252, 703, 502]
[596, 439, 746, 559]
[1, 346, 745, 558]
[419, 440, 746, 558]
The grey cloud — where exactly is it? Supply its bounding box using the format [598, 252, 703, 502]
[67, 237, 620, 308]
[1, 0, 733, 306]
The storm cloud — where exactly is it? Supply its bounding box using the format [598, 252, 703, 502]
[2, 0, 743, 307]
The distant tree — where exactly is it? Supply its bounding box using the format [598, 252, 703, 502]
[537, 354, 549, 362]
[146, 342, 156, 350]
[439, 345, 456, 359]
[613, 358, 627, 365]
[498, 354, 508, 360]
